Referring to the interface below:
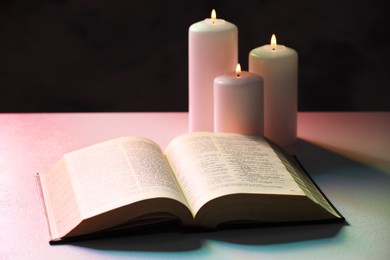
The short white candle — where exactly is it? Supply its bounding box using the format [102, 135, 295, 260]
[249, 34, 298, 146]
[214, 64, 264, 135]
[189, 9, 238, 132]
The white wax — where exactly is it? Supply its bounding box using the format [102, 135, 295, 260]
[214, 71, 264, 135]
[189, 17, 238, 132]
[249, 44, 298, 146]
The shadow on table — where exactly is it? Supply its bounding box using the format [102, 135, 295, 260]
[70, 139, 390, 252]
[70, 222, 345, 252]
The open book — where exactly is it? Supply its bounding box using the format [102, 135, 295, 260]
[36, 132, 344, 244]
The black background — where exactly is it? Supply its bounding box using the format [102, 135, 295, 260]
[1, 0, 389, 112]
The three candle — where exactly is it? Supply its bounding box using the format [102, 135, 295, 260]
[249, 34, 298, 146]
[188, 9, 238, 132]
[189, 11, 298, 146]
[214, 64, 264, 135]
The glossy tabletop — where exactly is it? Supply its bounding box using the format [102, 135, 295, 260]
[1, 112, 389, 259]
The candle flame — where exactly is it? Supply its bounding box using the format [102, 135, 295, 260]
[236, 63, 241, 77]
[211, 9, 217, 19]
[271, 34, 277, 49]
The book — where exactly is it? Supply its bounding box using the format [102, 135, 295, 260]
[36, 132, 344, 244]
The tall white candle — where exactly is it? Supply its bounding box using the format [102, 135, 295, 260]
[249, 34, 298, 146]
[214, 64, 264, 135]
[189, 9, 238, 132]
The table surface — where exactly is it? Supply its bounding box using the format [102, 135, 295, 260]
[1, 112, 389, 260]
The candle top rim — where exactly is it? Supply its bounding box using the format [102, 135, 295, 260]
[215, 71, 263, 85]
[190, 19, 237, 32]
[250, 45, 297, 59]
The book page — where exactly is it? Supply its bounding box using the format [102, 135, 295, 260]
[39, 158, 82, 239]
[65, 136, 188, 219]
[165, 133, 305, 215]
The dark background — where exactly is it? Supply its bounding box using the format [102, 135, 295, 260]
[1, 0, 389, 112]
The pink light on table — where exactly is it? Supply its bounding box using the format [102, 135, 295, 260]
[298, 112, 390, 172]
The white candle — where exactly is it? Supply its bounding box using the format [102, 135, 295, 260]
[214, 63, 264, 135]
[249, 34, 298, 146]
[189, 9, 238, 132]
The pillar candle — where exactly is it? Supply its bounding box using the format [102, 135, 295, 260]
[189, 9, 238, 132]
[214, 64, 264, 135]
[249, 34, 298, 146]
